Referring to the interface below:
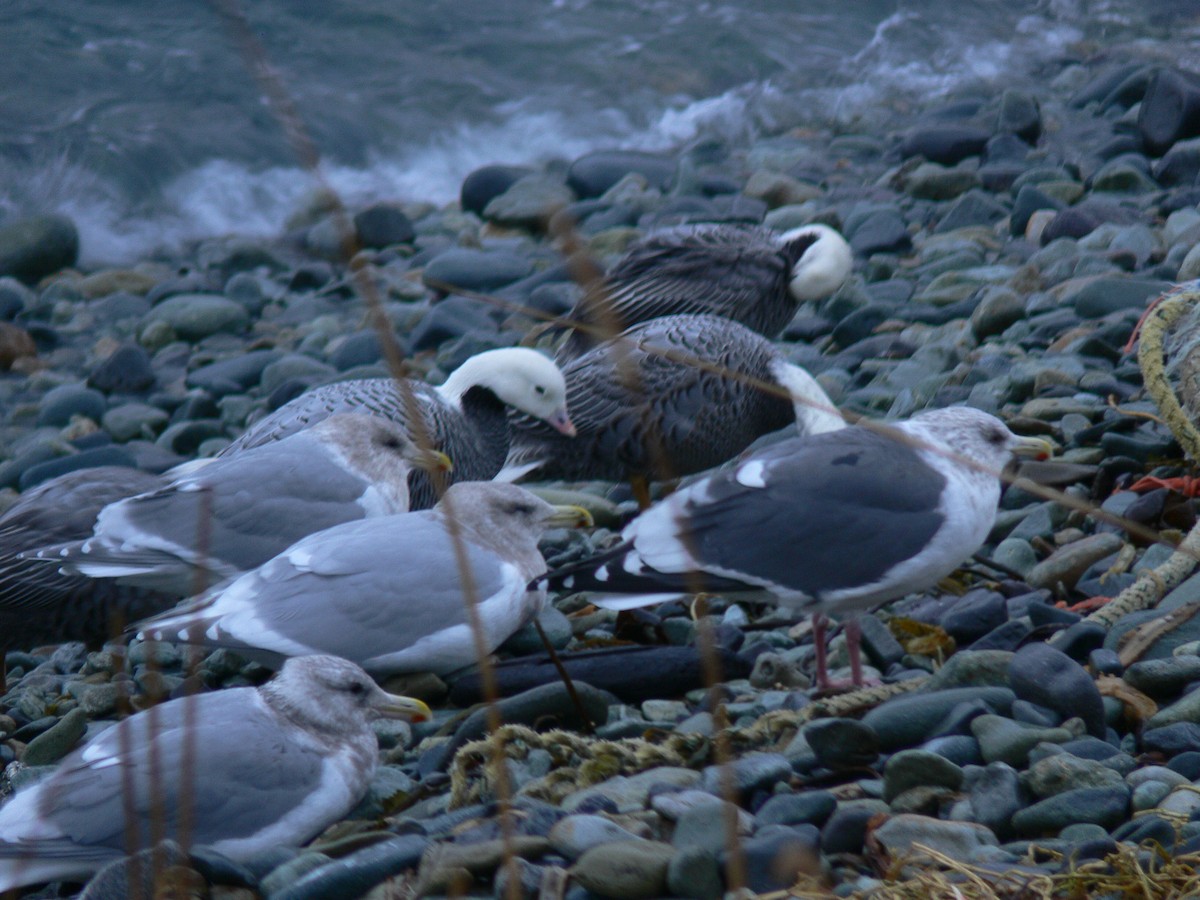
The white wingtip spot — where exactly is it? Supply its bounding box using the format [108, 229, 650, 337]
[735, 460, 768, 489]
[563, 575, 575, 589]
[204, 624, 219, 641]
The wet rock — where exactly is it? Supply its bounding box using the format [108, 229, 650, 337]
[900, 126, 992, 164]
[997, 89, 1042, 143]
[186, 349, 285, 396]
[567, 151, 677, 198]
[570, 839, 674, 899]
[549, 815, 644, 861]
[1065, 276, 1172, 318]
[353, 202, 415, 248]
[0, 214, 79, 281]
[846, 206, 911, 255]
[863, 688, 1015, 751]
[88, 344, 156, 394]
[143, 294, 250, 342]
[736, 825, 820, 893]
[37, 383, 106, 427]
[803, 718, 879, 769]
[561, 768, 700, 814]
[755, 791, 837, 828]
[967, 762, 1024, 839]
[1023, 752, 1124, 799]
[666, 847, 722, 900]
[972, 714, 1073, 766]
[699, 752, 791, 798]
[21, 707, 88, 765]
[872, 814, 999, 859]
[421, 248, 534, 293]
[1011, 785, 1130, 835]
[484, 175, 575, 230]
[1124, 656, 1200, 697]
[1009, 642, 1105, 738]
[1139, 67, 1200, 156]
[461, 164, 535, 216]
[819, 800, 889, 854]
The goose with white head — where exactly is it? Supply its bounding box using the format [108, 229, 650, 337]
[501, 314, 845, 488]
[555, 222, 852, 361]
[221, 348, 575, 508]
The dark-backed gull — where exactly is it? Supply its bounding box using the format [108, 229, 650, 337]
[220, 348, 575, 508]
[0, 655, 430, 893]
[500, 314, 844, 489]
[540, 407, 1051, 688]
[556, 223, 852, 361]
[136, 483, 591, 675]
[25, 414, 451, 597]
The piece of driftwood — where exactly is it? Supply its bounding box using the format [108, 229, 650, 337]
[448, 644, 753, 707]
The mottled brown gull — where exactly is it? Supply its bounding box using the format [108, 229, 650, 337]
[137, 482, 591, 675]
[0, 655, 430, 893]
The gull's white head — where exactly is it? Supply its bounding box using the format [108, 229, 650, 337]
[898, 406, 1053, 475]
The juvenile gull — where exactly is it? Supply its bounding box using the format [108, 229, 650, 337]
[221, 348, 575, 508]
[556, 223, 852, 361]
[26, 414, 451, 596]
[541, 407, 1051, 688]
[137, 483, 591, 675]
[0, 655, 430, 893]
[0, 466, 173, 651]
[501, 314, 844, 488]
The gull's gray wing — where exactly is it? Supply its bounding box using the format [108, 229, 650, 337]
[2, 689, 327, 855]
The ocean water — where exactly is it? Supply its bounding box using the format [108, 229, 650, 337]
[0, 0, 1194, 264]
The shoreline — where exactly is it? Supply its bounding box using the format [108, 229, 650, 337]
[4, 42, 1200, 897]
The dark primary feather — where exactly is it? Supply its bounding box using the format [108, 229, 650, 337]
[0, 466, 173, 651]
[505, 315, 795, 483]
[557, 224, 815, 360]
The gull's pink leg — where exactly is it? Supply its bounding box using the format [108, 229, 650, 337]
[812, 612, 831, 691]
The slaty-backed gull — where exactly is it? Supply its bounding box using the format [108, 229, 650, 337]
[540, 407, 1051, 688]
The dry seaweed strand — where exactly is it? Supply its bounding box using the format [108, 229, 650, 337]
[811, 841, 1200, 900]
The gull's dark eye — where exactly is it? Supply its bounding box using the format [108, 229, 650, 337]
[348, 681, 367, 695]
[534, 385, 547, 395]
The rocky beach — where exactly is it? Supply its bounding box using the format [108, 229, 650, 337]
[7, 37, 1200, 899]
